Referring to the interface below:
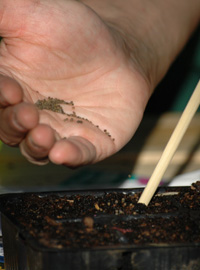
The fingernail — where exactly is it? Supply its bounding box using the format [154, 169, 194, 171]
[28, 136, 42, 149]
[13, 116, 26, 131]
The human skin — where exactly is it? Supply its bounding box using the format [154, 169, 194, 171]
[0, 0, 199, 167]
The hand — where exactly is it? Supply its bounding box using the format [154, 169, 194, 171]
[0, 0, 151, 167]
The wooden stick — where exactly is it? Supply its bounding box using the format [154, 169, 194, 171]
[138, 80, 200, 206]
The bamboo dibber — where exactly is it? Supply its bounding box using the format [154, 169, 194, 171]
[138, 80, 200, 206]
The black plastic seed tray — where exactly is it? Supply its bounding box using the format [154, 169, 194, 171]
[0, 185, 200, 270]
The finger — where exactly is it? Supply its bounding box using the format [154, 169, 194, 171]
[0, 102, 39, 145]
[49, 136, 97, 167]
[0, 75, 23, 107]
[19, 124, 56, 165]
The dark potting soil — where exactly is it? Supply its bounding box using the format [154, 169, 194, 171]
[2, 182, 200, 249]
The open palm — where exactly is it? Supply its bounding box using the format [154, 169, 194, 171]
[0, 0, 150, 166]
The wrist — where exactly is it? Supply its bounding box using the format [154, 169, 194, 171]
[81, 0, 158, 90]
[81, 0, 200, 91]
